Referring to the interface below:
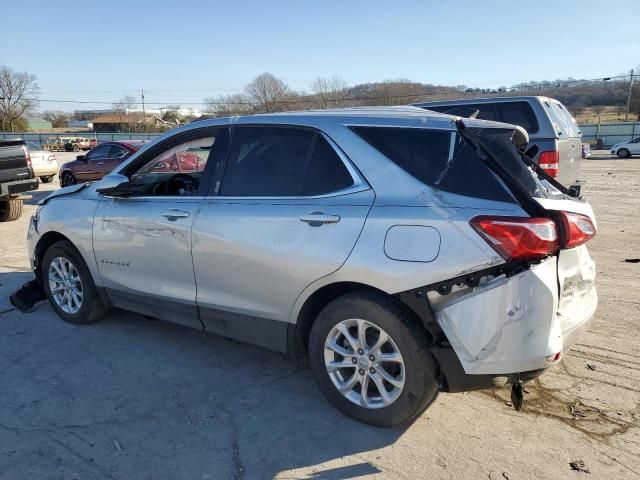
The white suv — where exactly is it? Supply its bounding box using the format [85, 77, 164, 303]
[27, 107, 597, 426]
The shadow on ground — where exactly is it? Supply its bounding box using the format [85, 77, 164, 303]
[0, 271, 411, 479]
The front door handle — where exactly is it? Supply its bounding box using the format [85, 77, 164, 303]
[161, 209, 190, 221]
[299, 211, 341, 226]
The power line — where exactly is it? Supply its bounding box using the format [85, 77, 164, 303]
[34, 73, 634, 108]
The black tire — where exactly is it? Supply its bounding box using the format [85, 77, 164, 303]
[309, 290, 439, 427]
[61, 171, 76, 187]
[617, 148, 630, 158]
[41, 240, 110, 324]
[0, 198, 23, 222]
[40, 175, 54, 183]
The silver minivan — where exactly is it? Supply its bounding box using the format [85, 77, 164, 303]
[414, 96, 583, 189]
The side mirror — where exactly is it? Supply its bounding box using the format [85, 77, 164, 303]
[96, 173, 130, 197]
[76, 155, 86, 161]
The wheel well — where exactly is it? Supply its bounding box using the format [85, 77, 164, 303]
[292, 282, 424, 359]
[34, 232, 72, 278]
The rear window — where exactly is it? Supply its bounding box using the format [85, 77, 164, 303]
[350, 126, 514, 203]
[422, 101, 539, 133]
[543, 101, 581, 138]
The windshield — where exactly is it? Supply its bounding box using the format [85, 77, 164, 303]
[26, 141, 42, 151]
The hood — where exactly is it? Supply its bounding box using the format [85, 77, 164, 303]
[38, 183, 92, 205]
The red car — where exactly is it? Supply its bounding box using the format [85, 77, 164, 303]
[59, 140, 148, 187]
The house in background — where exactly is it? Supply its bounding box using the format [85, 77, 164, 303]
[27, 117, 53, 131]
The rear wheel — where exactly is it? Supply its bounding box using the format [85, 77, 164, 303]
[0, 198, 23, 222]
[61, 171, 76, 187]
[42, 240, 110, 324]
[309, 290, 439, 427]
[617, 148, 630, 158]
[40, 175, 54, 183]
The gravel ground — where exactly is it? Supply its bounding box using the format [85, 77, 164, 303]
[0, 152, 638, 479]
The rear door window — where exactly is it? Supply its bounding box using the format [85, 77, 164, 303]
[109, 145, 129, 159]
[350, 126, 514, 203]
[220, 127, 354, 197]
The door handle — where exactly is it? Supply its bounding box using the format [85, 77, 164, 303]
[161, 209, 190, 220]
[299, 211, 341, 226]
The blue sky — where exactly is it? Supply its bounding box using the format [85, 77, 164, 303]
[3, 0, 639, 111]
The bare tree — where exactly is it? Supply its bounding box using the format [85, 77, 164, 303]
[244, 73, 292, 113]
[42, 110, 70, 128]
[311, 75, 349, 108]
[204, 93, 253, 117]
[112, 94, 137, 113]
[111, 94, 137, 132]
[0, 66, 40, 132]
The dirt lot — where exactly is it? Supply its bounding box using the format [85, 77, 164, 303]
[0, 152, 639, 479]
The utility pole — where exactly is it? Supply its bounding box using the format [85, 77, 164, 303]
[141, 89, 146, 131]
[625, 69, 634, 122]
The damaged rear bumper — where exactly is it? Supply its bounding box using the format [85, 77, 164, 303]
[420, 255, 596, 391]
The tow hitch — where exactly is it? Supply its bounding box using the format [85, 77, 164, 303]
[511, 374, 524, 411]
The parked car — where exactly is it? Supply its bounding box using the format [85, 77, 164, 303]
[28, 108, 597, 426]
[59, 140, 148, 187]
[0, 139, 38, 221]
[610, 136, 640, 158]
[25, 141, 58, 183]
[64, 137, 92, 152]
[414, 96, 583, 190]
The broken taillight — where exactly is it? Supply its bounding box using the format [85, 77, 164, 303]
[538, 150, 559, 177]
[470, 216, 559, 261]
[559, 211, 596, 248]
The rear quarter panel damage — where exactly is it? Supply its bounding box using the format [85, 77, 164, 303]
[434, 257, 562, 375]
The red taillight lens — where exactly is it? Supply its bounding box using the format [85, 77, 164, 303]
[470, 216, 559, 261]
[538, 150, 559, 177]
[22, 145, 32, 167]
[560, 211, 596, 248]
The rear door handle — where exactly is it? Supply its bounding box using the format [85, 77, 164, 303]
[161, 209, 190, 220]
[299, 211, 341, 226]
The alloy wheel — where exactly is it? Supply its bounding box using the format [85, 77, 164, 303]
[48, 257, 83, 314]
[324, 318, 405, 409]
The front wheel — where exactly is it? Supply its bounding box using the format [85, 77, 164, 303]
[42, 240, 110, 324]
[40, 175, 54, 183]
[61, 171, 76, 187]
[617, 148, 630, 158]
[309, 291, 439, 427]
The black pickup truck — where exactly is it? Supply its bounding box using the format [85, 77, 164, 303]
[0, 139, 39, 221]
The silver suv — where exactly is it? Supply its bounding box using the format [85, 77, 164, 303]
[28, 107, 598, 427]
